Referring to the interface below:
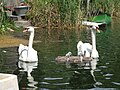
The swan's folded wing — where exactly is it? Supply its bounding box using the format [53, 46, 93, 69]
[27, 48, 38, 61]
[18, 44, 28, 54]
[80, 43, 92, 57]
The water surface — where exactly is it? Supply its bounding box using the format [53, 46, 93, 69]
[0, 18, 120, 89]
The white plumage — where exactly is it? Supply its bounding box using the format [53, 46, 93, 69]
[77, 41, 92, 57]
[18, 26, 38, 62]
[77, 21, 102, 59]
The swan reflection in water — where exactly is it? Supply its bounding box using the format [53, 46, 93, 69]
[67, 58, 101, 88]
[18, 60, 38, 89]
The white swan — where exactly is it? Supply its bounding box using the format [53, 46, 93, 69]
[18, 26, 38, 62]
[77, 41, 92, 57]
[77, 21, 103, 59]
[90, 25, 99, 58]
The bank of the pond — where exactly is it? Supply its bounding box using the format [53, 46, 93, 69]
[0, 34, 28, 48]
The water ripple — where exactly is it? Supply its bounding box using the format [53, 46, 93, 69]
[112, 82, 120, 86]
[40, 82, 50, 85]
[95, 82, 103, 86]
[53, 82, 69, 85]
[44, 77, 63, 80]
[105, 77, 111, 80]
[99, 66, 107, 68]
[103, 73, 113, 77]
[95, 69, 101, 72]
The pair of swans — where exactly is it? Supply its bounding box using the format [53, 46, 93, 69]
[18, 21, 100, 62]
[77, 21, 103, 59]
[18, 26, 38, 62]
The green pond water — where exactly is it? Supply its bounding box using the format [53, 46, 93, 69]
[0, 18, 120, 89]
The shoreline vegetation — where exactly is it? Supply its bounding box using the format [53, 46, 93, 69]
[0, 0, 120, 32]
[0, 0, 120, 47]
[0, 34, 28, 48]
[26, 0, 120, 29]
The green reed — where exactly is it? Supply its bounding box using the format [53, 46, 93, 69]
[26, 0, 83, 29]
[26, 0, 120, 29]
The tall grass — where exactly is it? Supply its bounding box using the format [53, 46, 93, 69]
[27, 0, 120, 29]
[90, 0, 120, 16]
[27, 0, 83, 29]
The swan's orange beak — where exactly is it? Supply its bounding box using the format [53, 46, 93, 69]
[96, 27, 100, 33]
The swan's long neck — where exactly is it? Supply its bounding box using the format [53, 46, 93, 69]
[28, 31, 34, 48]
[91, 29, 96, 50]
